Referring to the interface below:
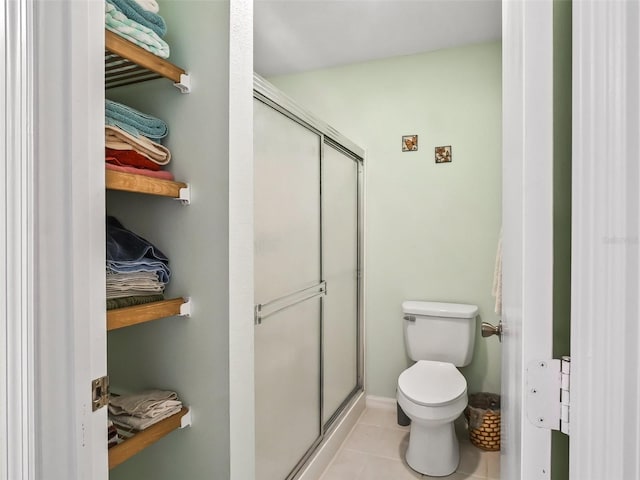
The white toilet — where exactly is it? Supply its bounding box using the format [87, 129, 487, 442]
[397, 300, 478, 477]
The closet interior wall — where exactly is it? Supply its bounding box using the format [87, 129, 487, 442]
[105, 1, 231, 479]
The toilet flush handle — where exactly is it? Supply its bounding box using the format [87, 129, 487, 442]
[481, 321, 503, 342]
[403, 315, 416, 322]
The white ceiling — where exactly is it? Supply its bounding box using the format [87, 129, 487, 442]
[254, 0, 502, 77]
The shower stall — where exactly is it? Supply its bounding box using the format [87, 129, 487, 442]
[253, 75, 364, 480]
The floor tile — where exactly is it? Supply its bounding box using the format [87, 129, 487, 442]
[358, 407, 410, 431]
[319, 407, 500, 480]
[342, 423, 409, 459]
[486, 451, 500, 479]
[356, 454, 422, 480]
[456, 439, 487, 477]
[318, 449, 367, 480]
[424, 472, 486, 480]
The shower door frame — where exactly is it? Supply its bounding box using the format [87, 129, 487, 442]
[253, 73, 365, 479]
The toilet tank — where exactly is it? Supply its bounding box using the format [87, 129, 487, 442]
[402, 301, 478, 367]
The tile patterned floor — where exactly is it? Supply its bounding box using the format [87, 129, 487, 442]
[319, 407, 500, 480]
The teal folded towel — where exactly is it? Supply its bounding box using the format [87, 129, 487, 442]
[106, 0, 166, 38]
[105, 100, 168, 140]
[105, 2, 169, 59]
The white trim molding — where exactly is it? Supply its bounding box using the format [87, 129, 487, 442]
[572, 1, 640, 478]
[229, 1, 255, 479]
[1, 0, 36, 479]
[502, 0, 554, 478]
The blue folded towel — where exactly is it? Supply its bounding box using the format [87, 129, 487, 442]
[106, 0, 167, 38]
[107, 216, 171, 283]
[105, 100, 168, 140]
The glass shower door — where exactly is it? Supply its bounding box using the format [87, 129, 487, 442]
[321, 143, 360, 426]
[254, 99, 322, 480]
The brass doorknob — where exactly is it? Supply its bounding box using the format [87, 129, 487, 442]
[481, 321, 502, 342]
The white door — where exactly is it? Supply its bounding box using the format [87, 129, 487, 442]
[3, 1, 107, 478]
[502, 0, 556, 478]
[571, 1, 640, 478]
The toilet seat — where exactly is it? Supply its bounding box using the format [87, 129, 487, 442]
[398, 360, 466, 407]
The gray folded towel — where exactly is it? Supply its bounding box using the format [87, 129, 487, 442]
[111, 405, 182, 431]
[109, 390, 181, 418]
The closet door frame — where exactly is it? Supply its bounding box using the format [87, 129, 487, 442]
[2, 0, 36, 478]
[20, 1, 107, 478]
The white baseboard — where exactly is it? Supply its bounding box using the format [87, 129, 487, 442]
[365, 395, 397, 411]
[295, 392, 366, 480]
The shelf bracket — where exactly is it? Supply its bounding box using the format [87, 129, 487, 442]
[180, 408, 192, 428]
[174, 184, 191, 205]
[179, 297, 192, 317]
[174, 73, 191, 93]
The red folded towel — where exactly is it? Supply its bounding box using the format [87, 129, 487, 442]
[106, 148, 162, 171]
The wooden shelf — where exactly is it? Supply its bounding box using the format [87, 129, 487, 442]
[107, 297, 187, 331]
[106, 169, 188, 200]
[109, 407, 190, 469]
[105, 30, 189, 91]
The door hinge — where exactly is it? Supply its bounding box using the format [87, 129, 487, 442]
[92, 375, 109, 412]
[525, 356, 570, 435]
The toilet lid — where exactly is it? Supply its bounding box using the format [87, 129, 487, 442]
[398, 360, 467, 406]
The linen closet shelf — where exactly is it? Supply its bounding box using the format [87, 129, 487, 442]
[109, 407, 192, 469]
[106, 169, 190, 203]
[105, 30, 191, 92]
[104, 29, 193, 472]
[107, 297, 190, 331]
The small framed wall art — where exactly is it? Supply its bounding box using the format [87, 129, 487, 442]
[402, 135, 418, 152]
[435, 145, 452, 163]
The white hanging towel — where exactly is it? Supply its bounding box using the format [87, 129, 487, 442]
[492, 231, 502, 315]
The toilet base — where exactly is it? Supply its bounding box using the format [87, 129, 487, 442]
[405, 420, 459, 476]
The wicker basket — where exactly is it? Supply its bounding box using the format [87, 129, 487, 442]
[464, 393, 501, 451]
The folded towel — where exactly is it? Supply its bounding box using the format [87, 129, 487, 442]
[106, 279, 164, 290]
[110, 405, 182, 431]
[107, 290, 164, 300]
[107, 261, 171, 283]
[105, 2, 169, 59]
[106, 216, 171, 284]
[106, 294, 165, 310]
[106, 162, 175, 181]
[106, 147, 162, 171]
[106, 100, 168, 140]
[109, 390, 180, 417]
[134, 0, 159, 13]
[106, 271, 165, 291]
[105, 126, 171, 165]
[107, 289, 164, 300]
[107, 0, 167, 37]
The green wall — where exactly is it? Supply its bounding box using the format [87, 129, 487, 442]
[552, 0, 572, 478]
[271, 42, 503, 398]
